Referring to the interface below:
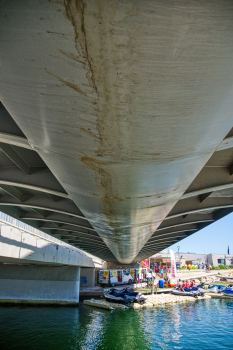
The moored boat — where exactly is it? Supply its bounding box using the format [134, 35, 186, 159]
[222, 286, 233, 297]
[104, 288, 147, 304]
[187, 284, 219, 294]
[171, 287, 204, 297]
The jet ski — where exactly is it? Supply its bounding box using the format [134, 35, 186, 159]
[104, 288, 147, 304]
[186, 283, 218, 293]
[171, 286, 204, 297]
[222, 285, 233, 297]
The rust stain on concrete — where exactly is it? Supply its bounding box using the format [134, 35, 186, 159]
[64, 0, 98, 93]
[45, 68, 86, 96]
[59, 49, 86, 64]
[79, 127, 100, 140]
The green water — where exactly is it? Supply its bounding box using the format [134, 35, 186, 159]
[0, 299, 232, 350]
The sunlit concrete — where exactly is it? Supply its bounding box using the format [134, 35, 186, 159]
[0, 224, 95, 267]
[0, 264, 80, 304]
[1, 1, 233, 263]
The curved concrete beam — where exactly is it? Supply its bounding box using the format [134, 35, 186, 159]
[0, 167, 68, 197]
[0, 132, 32, 150]
[0, 195, 85, 219]
[0, 180, 68, 199]
[167, 205, 233, 220]
[167, 196, 233, 220]
[182, 183, 233, 200]
[157, 218, 214, 231]
[217, 136, 233, 152]
[145, 235, 189, 246]
[0, 202, 87, 221]
[21, 216, 96, 232]
[148, 228, 197, 241]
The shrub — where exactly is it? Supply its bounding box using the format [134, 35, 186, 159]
[218, 264, 226, 269]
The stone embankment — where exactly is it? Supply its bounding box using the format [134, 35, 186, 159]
[133, 293, 211, 309]
[83, 294, 211, 311]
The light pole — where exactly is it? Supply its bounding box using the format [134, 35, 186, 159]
[177, 246, 180, 269]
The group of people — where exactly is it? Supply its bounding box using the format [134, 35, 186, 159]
[178, 279, 196, 291]
[198, 263, 212, 272]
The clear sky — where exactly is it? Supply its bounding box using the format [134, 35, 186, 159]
[168, 212, 233, 255]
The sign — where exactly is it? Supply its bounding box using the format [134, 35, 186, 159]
[130, 269, 134, 276]
[170, 249, 177, 282]
[141, 260, 149, 268]
[113, 271, 117, 277]
[104, 271, 109, 277]
[110, 271, 113, 278]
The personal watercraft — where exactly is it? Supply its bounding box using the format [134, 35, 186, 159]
[185, 283, 218, 293]
[222, 285, 233, 297]
[104, 288, 147, 304]
[171, 286, 204, 297]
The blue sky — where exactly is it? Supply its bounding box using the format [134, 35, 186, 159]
[168, 212, 233, 255]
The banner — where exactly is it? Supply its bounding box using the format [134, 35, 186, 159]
[141, 260, 149, 268]
[170, 249, 177, 282]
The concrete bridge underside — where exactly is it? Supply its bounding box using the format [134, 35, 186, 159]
[0, 0, 233, 264]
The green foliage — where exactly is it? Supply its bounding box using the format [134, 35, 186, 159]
[218, 264, 226, 269]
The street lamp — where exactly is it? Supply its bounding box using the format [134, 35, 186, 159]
[177, 246, 180, 269]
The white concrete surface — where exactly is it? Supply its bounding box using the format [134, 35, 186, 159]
[0, 224, 95, 267]
[0, 265, 80, 303]
[1, 1, 233, 264]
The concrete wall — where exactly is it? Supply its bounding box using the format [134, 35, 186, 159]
[0, 264, 80, 304]
[0, 225, 94, 267]
[80, 267, 95, 287]
[207, 254, 233, 266]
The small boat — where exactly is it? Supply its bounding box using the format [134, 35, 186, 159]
[222, 286, 233, 297]
[104, 288, 147, 304]
[171, 287, 204, 297]
[187, 284, 219, 294]
[210, 289, 233, 299]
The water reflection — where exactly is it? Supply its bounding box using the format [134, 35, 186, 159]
[78, 310, 106, 350]
[0, 299, 232, 350]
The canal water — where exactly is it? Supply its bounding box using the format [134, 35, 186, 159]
[0, 299, 232, 350]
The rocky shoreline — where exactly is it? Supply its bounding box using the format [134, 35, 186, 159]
[83, 293, 212, 310]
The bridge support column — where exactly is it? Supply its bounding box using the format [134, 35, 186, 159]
[0, 264, 80, 305]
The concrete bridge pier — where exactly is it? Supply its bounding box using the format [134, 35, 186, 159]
[0, 264, 80, 305]
[0, 222, 103, 305]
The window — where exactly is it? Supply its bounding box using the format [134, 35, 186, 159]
[123, 270, 129, 275]
[218, 259, 225, 265]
